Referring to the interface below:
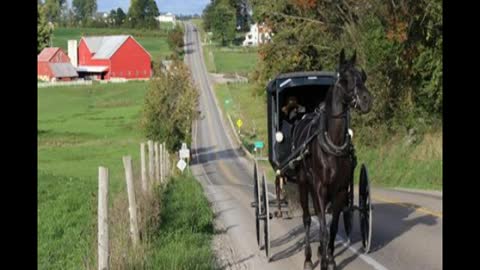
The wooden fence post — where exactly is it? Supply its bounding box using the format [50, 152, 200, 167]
[163, 142, 167, 179]
[122, 156, 139, 247]
[98, 167, 109, 270]
[154, 142, 160, 182]
[148, 140, 154, 186]
[159, 143, 163, 183]
[166, 151, 169, 178]
[140, 143, 148, 193]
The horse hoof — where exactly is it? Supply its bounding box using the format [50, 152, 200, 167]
[346, 238, 351, 246]
[317, 246, 323, 258]
[303, 260, 313, 270]
[327, 261, 337, 270]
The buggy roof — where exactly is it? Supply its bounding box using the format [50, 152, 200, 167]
[267, 71, 337, 93]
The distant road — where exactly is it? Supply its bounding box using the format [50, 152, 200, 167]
[184, 22, 442, 270]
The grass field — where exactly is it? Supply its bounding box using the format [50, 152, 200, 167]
[212, 48, 258, 75]
[38, 82, 149, 269]
[213, 82, 443, 190]
[52, 27, 172, 62]
[190, 19, 258, 75]
[145, 173, 216, 269]
[199, 45, 258, 75]
[38, 81, 216, 269]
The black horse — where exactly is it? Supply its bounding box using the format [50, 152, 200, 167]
[291, 49, 373, 270]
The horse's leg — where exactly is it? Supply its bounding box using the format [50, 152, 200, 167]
[316, 185, 329, 270]
[299, 174, 313, 270]
[327, 189, 346, 270]
[309, 186, 323, 258]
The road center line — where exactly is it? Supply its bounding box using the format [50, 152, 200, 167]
[372, 194, 442, 218]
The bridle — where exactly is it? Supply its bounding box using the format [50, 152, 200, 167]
[314, 70, 362, 156]
[334, 70, 362, 112]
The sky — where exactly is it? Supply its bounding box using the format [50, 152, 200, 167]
[66, 0, 211, 15]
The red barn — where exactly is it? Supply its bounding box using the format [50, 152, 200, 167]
[37, 48, 78, 81]
[77, 35, 152, 80]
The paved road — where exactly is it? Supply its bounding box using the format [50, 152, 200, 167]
[184, 22, 442, 270]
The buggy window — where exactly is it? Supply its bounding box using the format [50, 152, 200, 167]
[278, 84, 330, 122]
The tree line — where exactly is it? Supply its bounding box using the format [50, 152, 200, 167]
[38, 0, 161, 29]
[202, 0, 442, 134]
[250, 0, 442, 133]
[202, 0, 250, 46]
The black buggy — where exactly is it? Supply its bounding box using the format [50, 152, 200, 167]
[252, 71, 373, 259]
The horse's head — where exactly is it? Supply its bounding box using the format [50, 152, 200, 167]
[337, 49, 373, 113]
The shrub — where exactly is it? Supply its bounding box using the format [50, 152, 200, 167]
[141, 60, 199, 152]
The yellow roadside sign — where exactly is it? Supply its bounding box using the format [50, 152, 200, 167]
[236, 119, 243, 128]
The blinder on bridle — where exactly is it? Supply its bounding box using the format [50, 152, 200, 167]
[335, 67, 365, 111]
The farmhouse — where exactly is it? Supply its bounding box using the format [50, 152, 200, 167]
[242, 23, 272, 47]
[37, 47, 78, 81]
[156, 12, 176, 24]
[75, 35, 152, 80]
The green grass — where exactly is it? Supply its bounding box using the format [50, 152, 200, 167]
[199, 45, 258, 76]
[202, 45, 217, 73]
[215, 82, 267, 152]
[212, 48, 258, 75]
[52, 27, 172, 62]
[214, 82, 276, 179]
[146, 173, 215, 269]
[200, 45, 258, 75]
[38, 81, 149, 269]
[355, 132, 442, 189]
[190, 19, 258, 75]
[213, 81, 443, 190]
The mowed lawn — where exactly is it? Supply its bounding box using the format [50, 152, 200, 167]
[38, 82, 148, 269]
[200, 45, 258, 75]
[213, 48, 258, 74]
[52, 27, 171, 61]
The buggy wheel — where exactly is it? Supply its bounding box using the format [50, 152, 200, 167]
[253, 161, 261, 247]
[262, 173, 271, 260]
[359, 164, 373, 253]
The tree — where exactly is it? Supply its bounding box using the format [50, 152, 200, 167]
[167, 24, 185, 56]
[38, 4, 53, 53]
[72, 0, 97, 23]
[142, 60, 199, 150]
[128, 0, 159, 28]
[202, 1, 215, 31]
[247, 0, 442, 132]
[109, 9, 117, 26]
[211, 2, 236, 46]
[116, 8, 126, 26]
[44, 0, 66, 22]
[144, 0, 160, 28]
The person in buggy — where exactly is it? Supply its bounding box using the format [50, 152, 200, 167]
[276, 96, 306, 162]
[282, 96, 306, 125]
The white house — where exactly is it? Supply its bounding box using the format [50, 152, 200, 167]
[242, 23, 272, 46]
[156, 12, 176, 24]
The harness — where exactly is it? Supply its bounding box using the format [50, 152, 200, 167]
[279, 79, 358, 175]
